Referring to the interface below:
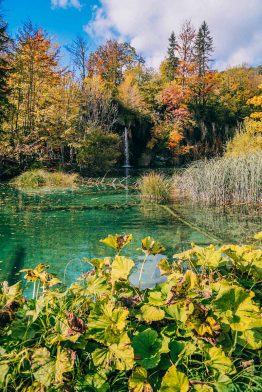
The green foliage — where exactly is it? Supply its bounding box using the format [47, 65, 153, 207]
[174, 153, 262, 205]
[0, 234, 261, 391]
[10, 169, 79, 188]
[139, 172, 171, 202]
[76, 128, 121, 174]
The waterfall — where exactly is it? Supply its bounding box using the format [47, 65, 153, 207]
[123, 127, 131, 167]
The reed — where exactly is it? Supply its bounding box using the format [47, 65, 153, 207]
[174, 153, 262, 205]
[139, 172, 170, 202]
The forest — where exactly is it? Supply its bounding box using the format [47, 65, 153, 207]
[0, 13, 261, 177]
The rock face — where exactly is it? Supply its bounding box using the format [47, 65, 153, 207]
[137, 151, 153, 167]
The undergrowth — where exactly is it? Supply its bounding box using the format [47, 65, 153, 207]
[139, 172, 171, 202]
[0, 232, 262, 391]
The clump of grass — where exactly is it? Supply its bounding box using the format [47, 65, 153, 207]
[138, 172, 170, 202]
[11, 169, 79, 188]
[174, 153, 262, 205]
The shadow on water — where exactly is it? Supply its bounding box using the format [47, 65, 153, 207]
[7, 245, 26, 285]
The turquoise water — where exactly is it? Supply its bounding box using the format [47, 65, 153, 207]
[0, 183, 261, 287]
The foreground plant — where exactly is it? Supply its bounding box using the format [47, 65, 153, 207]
[0, 233, 261, 391]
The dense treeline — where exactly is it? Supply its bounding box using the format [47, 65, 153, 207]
[0, 12, 261, 176]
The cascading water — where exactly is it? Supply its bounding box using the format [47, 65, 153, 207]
[123, 127, 131, 168]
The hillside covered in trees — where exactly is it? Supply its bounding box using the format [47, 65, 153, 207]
[0, 13, 261, 176]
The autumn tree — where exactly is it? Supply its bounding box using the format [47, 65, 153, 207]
[67, 35, 88, 83]
[1, 21, 64, 166]
[0, 13, 10, 126]
[87, 39, 144, 89]
[177, 20, 196, 87]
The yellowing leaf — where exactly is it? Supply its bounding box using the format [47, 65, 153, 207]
[160, 365, 189, 392]
[111, 255, 135, 283]
[140, 305, 165, 323]
[128, 367, 153, 392]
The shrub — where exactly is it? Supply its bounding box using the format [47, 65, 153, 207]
[174, 153, 262, 205]
[0, 233, 261, 391]
[11, 169, 79, 188]
[76, 128, 121, 174]
[139, 172, 170, 202]
[226, 120, 262, 157]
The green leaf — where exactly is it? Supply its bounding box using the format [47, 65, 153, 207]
[92, 342, 134, 371]
[165, 302, 194, 324]
[140, 237, 165, 255]
[160, 365, 189, 392]
[192, 385, 213, 391]
[213, 282, 261, 331]
[88, 303, 129, 344]
[132, 328, 162, 369]
[139, 305, 165, 323]
[128, 367, 153, 392]
[100, 234, 132, 253]
[205, 347, 235, 375]
[111, 255, 135, 283]
[254, 231, 262, 240]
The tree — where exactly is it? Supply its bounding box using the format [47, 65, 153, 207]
[166, 31, 179, 80]
[87, 39, 144, 88]
[177, 20, 196, 87]
[194, 21, 214, 77]
[66, 35, 88, 83]
[1, 21, 63, 166]
[0, 13, 10, 126]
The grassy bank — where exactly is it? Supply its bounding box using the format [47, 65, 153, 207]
[10, 169, 79, 188]
[0, 233, 261, 391]
[138, 172, 171, 202]
[174, 153, 262, 205]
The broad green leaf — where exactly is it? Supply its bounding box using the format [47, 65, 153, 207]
[82, 371, 109, 392]
[92, 342, 134, 371]
[169, 340, 196, 362]
[132, 328, 162, 369]
[213, 282, 261, 331]
[205, 347, 235, 375]
[139, 305, 165, 322]
[192, 385, 213, 391]
[100, 234, 132, 252]
[88, 303, 129, 344]
[140, 237, 165, 255]
[160, 365, 189, 392]
[111, 255, 134, 283]
[128, 367, 153, 392]
[165, 302, 194, 324]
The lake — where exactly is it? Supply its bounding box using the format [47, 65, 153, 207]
[0, 180, 261, 287]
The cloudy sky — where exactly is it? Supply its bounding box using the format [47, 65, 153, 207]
[4, 0, 262, 70]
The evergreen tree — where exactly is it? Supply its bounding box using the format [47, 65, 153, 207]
[0, 14, 10, 125]
[194, 21, 214, 76]
[167, 31, 179, 80]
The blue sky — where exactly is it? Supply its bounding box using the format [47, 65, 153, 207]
[2, 0, 262, 70]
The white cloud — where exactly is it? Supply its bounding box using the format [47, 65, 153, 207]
[51, 0, 82, 10]
[84, 0, 262, 70]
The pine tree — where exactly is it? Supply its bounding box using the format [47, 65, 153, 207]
[167, 31, 179, 80]
[194, 21, 214, 76]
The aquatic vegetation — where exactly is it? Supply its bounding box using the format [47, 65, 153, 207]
[139, 172, 171, 202]
[11, 169, 79, 188]
[174, 153, 262, 205]
[0, 233, 261, 391]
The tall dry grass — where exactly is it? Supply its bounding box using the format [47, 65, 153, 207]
[174, 153, 262, 205]
[138, 172, 170, 202]
[11, 169, 79, 188]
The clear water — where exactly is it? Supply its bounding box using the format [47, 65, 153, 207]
[0, 183, 261, 287]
